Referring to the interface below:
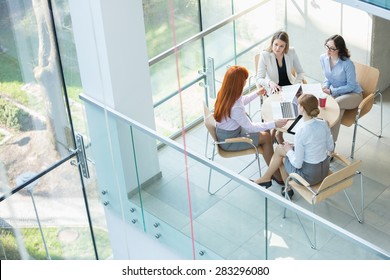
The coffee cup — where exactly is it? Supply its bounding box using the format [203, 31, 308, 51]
[319, 93, 327, 108]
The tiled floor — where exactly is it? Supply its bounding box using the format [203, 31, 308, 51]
[134, 87, 390, 259]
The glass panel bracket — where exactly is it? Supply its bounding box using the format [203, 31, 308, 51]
[199, 57, 216, 98]
[74, 133, 90, 179]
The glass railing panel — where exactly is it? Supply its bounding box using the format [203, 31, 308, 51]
[125, 123, 266, 259]
[130, 145, 198, 258]
[265, 198, 383, 260]
[82, 96, 389, 259]
[0, 162, 107, 260]
[83, 104, 135, 223]
[132, 127, 387, 259]
[105, 119, 198, 258]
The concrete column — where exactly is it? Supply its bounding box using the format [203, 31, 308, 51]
[69, 0, 162, 259]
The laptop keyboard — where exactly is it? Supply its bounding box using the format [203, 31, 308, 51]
[280, 102, 294, 118]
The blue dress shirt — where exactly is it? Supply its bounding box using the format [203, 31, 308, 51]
[320, 54, 362, 97]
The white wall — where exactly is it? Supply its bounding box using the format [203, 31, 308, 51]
[372, 16, 390, 91]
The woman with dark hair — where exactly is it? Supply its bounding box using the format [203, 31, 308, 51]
[256, 31, 305, 94]
[320, 34, 362, 142]
[254, 94, 334, 197]
[214, 66, 288, 185]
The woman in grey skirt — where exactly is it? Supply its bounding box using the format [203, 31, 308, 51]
[254, 94, 334, 197]
[214, 66, 288, 184]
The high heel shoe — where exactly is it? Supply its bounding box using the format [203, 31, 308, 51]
[250, 179, 272, 189]
[258, 181, 272, 188]
[271, 175, 284, 185]
[281, 187, 294, 198]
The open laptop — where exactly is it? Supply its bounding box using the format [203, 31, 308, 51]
[271, 85, 302, 119]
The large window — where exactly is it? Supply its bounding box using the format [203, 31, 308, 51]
[0, 0, 107, 260]
[143, 0, 285, 136]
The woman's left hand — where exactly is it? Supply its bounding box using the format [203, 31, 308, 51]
[257, 86, 267, 96]
[322, 87, 331, 95]
[282, 141, 293, 152]
[275, 119, 288, 128]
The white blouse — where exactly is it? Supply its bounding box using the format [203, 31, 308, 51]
[286, 118, 334, 168]
[216, 91, 275, 132]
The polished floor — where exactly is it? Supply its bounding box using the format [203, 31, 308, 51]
[132, 87, 390, 260]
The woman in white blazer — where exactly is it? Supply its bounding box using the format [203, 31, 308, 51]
[256, 31, 304, 94]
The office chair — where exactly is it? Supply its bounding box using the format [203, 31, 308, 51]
[203, 101, 263, 194]
[283, 153, 363, 249]
[340, 61, 382, 158]
[247, 53, 263, 119]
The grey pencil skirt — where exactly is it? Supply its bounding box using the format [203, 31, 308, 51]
[215, 127, 259, 151]
[284, 156, 330, 185]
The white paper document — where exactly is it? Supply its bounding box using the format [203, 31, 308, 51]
[281, 84, 302, 101]
[281, 83, 323, 99]
[301, 83, 323, 98]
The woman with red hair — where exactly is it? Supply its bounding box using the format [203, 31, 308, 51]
[214, 66, 287, 187]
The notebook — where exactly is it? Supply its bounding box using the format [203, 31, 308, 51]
[271, 85, 302, 119]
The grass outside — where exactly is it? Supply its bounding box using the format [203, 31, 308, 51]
[0, 226, 112, 260]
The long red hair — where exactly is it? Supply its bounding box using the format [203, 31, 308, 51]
[214, 66, 249, 122]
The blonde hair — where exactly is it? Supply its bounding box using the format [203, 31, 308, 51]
[266, 31, 290, 54]
[298, 94, 320, 117]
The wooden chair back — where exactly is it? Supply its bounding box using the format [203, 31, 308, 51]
[341, 62, 380, 126]
[287, 154, 362, 204]
[314, 159, 362, 204]
[202, 102, 260, 158]
[203, 101, 217, 142]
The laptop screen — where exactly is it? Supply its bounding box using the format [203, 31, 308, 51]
[290, 86, 302, 117]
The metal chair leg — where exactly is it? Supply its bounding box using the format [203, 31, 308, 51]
[208, 146, 262, 195]
[207, 146, 216, 194]
[350, 119, 359, 159]
[358, 91, 383, 138]
[343, 171, 364, 223]
[351, 91, 383, 159]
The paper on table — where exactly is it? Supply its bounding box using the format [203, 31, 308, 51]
[281, 84, 302, 101]
[302, 83, 323, 98]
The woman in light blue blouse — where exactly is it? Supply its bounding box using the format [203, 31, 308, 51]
[320, 34, 362, 142]
[254, 94, 334, 198]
